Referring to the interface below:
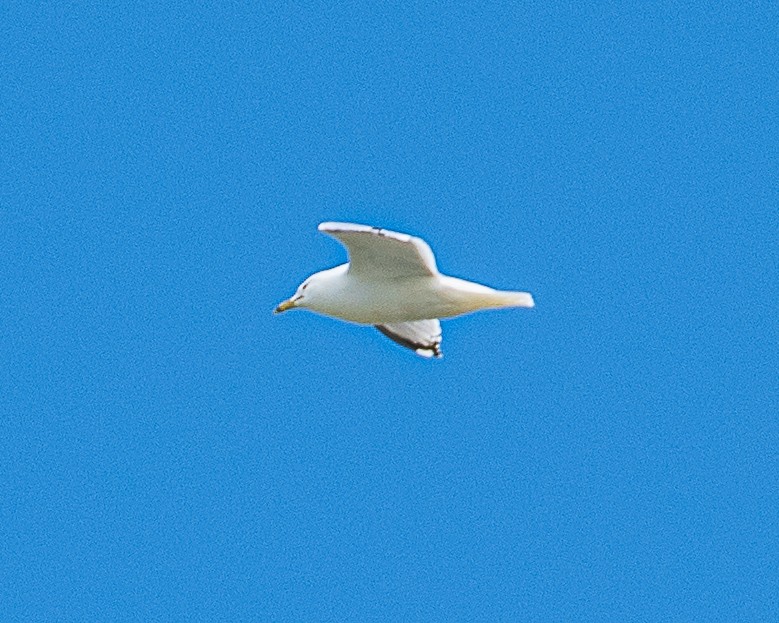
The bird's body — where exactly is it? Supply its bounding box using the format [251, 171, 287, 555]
[275, 222, 535, 358]
[302, 264, 533, 324]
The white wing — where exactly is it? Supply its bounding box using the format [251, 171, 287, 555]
[375, 320, 442, 358]
[318, 222, 439, 280]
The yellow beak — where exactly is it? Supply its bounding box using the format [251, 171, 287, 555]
[274, 298, 298, 314]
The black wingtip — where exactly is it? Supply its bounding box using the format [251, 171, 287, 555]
[376, 324, 443, 359]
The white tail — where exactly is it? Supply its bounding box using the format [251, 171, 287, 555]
[437, 277, 535, 317]
[495, 290, 535, 308]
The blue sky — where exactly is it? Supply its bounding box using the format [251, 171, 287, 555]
[2, 2, 777, 621]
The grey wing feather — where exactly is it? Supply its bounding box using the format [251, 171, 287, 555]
[318, 222, 438, 279]
[375, 319, 442, 358]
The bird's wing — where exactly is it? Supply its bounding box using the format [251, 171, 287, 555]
[318, 222, 438, 279]
[375, 320, 442, 358]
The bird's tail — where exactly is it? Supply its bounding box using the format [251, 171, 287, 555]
[440, 277, 535, 316]
[492, 290, 535, 309]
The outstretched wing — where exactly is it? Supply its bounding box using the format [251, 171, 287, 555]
[318, 222, 438, 280]
[375, 320, 442, 358]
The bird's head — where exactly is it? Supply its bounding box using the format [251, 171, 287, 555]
[274, 267, 342, 314]
[274, 277, 312, 313]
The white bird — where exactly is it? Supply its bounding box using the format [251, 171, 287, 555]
[275, 222, 535, 358]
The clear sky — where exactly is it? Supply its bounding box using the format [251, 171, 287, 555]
[2, 3, 777, 621]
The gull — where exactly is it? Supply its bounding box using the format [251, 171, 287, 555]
[274, 222, 535, 358]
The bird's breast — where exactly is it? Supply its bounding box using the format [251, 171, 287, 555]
[313, 277, 457, 324]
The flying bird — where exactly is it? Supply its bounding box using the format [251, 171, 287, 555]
[275, 222, 535, 358]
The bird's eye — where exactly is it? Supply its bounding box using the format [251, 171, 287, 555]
[301, 283, 308, 290]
